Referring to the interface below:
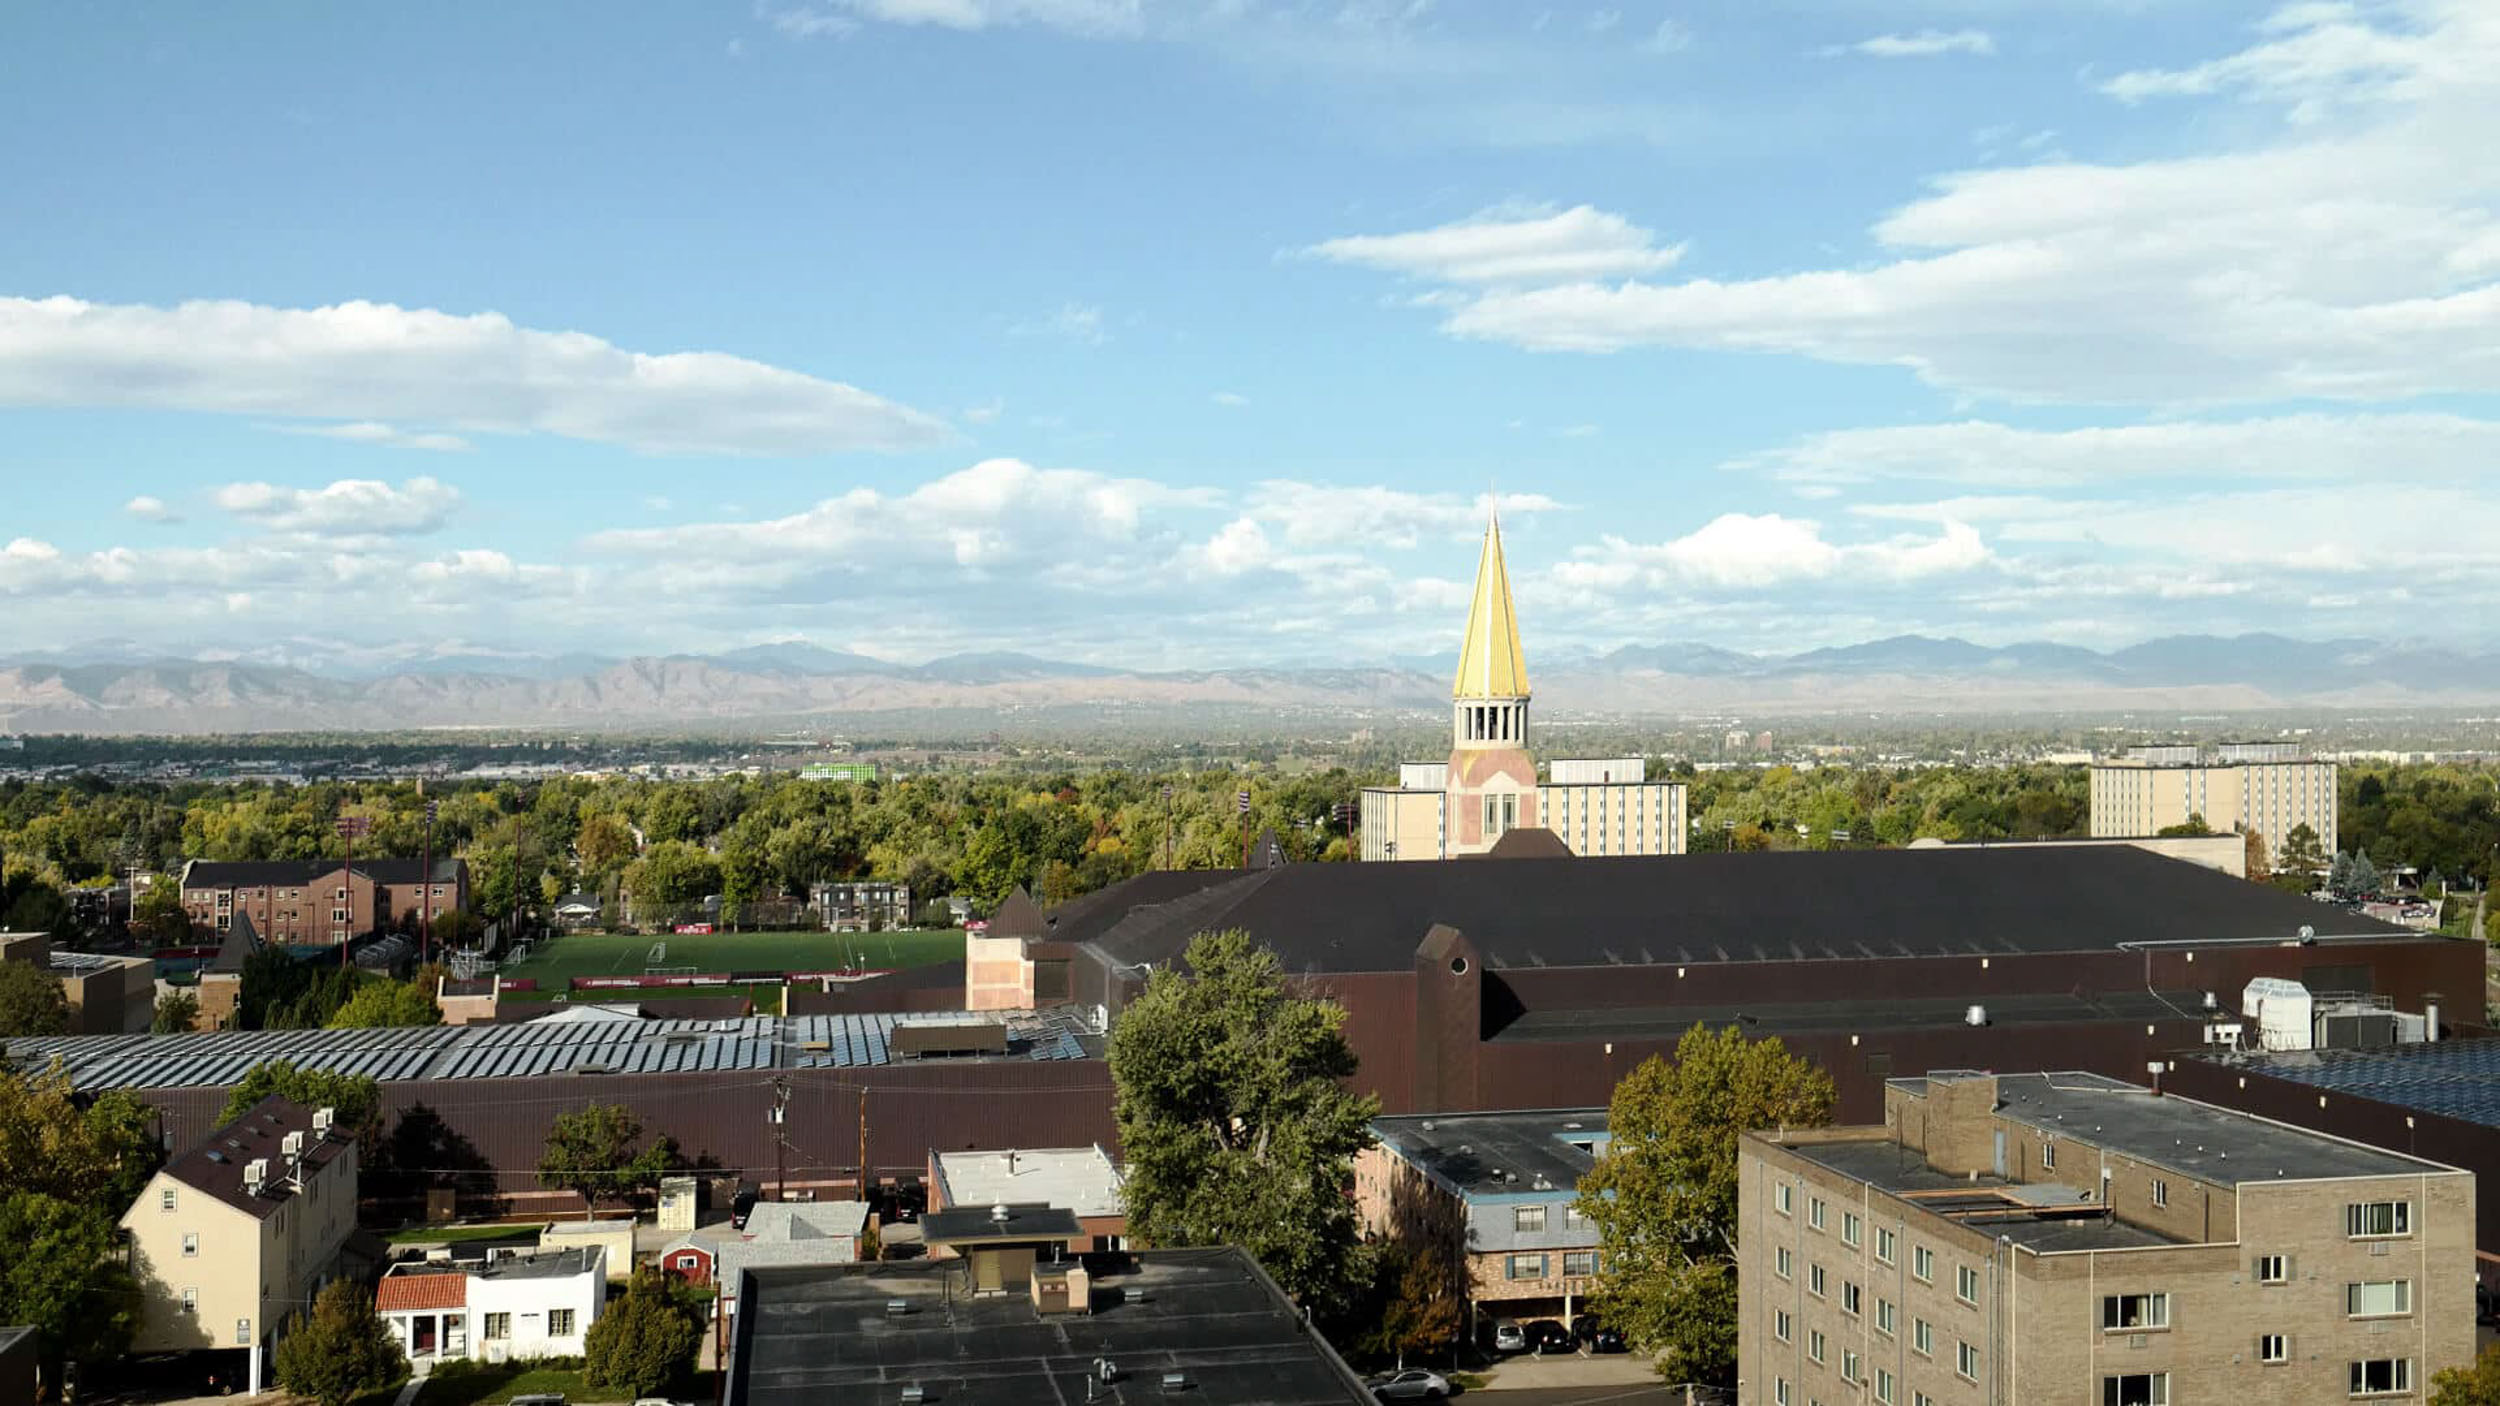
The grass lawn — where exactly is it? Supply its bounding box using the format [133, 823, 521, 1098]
[496, 927, 963, 987]
[417, 1363, 596, 1406]
[387, 1223, 544, 1245]
[496, 981, 794, 1010]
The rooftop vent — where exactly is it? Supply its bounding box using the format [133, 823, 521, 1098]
[1964, 1005, 1988, 1027]
[885, 1299, 912, 1317]
[990, 1203, 1012, 1224]
[1160, 1372, 1193, 1394]
[899, 1386, 926, 1404]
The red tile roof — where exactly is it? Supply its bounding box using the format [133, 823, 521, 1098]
[377, 1271, 467, 1312]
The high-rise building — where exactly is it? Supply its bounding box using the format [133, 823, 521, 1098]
[1740, 1071, 2472, 1406]
[1362, 511, 1686, 860]
[2089, 751, 2337, 866]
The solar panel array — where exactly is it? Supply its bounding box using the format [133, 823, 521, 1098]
[2232, 1040, 2500, 1128]
[3, 1010, 1097, 1090]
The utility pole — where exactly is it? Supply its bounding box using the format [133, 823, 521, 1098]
[420, 793, 438, 966]
[770, 1076, 791, 1201]
[334, 815, 371, 972]
[858, 1084, 870, 1204]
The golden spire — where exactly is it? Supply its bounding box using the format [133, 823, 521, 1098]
[1452, 502, 1530, 700]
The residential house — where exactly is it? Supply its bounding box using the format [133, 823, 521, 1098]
[1356, 1109, 1609, 1331]
[120, 1097, 359, 1394]
[666, 1201, 870, 1313]
[179, 858, 470, 946]
[550, 893, 603, 932]
[809, 881, 911, 933]
[377, 1247, 605, 1369]
[929, 1146, 1126, 1251]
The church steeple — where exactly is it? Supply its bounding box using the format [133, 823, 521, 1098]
[1453, 506, 1530, 701]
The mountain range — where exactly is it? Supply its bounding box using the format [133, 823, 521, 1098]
[2, 633, 2496, 734]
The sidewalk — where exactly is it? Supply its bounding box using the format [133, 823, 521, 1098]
[1473, 1350, 1659, 1390]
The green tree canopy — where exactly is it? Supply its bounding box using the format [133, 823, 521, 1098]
[325, 977, 443, 1029]
[0, 960, 68, 1039]
[1109, 928, 1377, 1312]
[0, 1191, 141, 1374]
[1578, 1025, 1836, 1385]
[539, 1102, 672, 1217]
[0, 1062, 163, 1207]
[2154, 813, 2213, 837]
[219, 1061, 385, 1152]
[584, 1270, 706, 1398]
[152, 988, 201, 1034]
[2432, 1342, 2500, 1406]
[273, 1279, 406, 1406]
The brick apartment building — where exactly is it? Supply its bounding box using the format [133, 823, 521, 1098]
[1357, 1109, 1610, 1331]
[1740, 1071, 2473, 1406]
[180, 858, 469, 946]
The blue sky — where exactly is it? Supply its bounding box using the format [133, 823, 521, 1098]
[1, 0, 2494, 671]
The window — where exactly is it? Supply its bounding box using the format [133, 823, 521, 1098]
[1912, 1246, 1934, 1283]
[483, 1313, 510, 1341]
[1515, 1204, 1547, 1234]
[1876, 1299, 1896, 1335]
[2347, 1201, 2412, 1238]
[548, 1309, 574, 1337]
[1843, 1350, 1861, 1384]
[1809, 1330, 1826, 1365]
[2349, 1359, 2411, 1397]
[2255, 1254, 2290, 1284]
[181, 1288, 197, 1315]
[2041, 1140, 2057, 1171]
[1912, 1319, 1933, 1355]
[1875, 1227, 1896, 1264]
[1563, 1251, 1596, 1278]
[1842, 1212, 1863, 1247]
[1776, 1183, 1794, 1216]
[2259, 1334, 2290, 1364]
[1916, 1396, 1937, 1406]
[1810, 1197, 1827, 1231]
[1842, 1282, 1861, 1316]
[1956, 1342, 1981, 1381]
[1564, 1204, 1592, 1232]
[1876, 1368, 1896, 1405]
[2100, 1293, 2169, 1331]
[159, 1187, 176, 1212]
[1809, 1264, 1827, 1297]
[1775, 1310, 1792, 1343]
[1777, 1382, 1791, 1406]
[182, 1233, 198, 1258]
[1956, 1265, 1980, 1304]
[334, 887, 347, 901]
[1507, 1253, 1547, 1280]
[2151, 1178, 2168, 1209]
[2346, 1280, 2412, 1318]
[2102, 1374, 2169, 1406]
[235, 1318, 252, 1347]
[1776, 1247, 1793, 1279]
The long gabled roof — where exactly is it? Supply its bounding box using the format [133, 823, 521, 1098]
[1050, 846, 2418, 975]
[182, 858, 466, 889]
[156, 1094, 353, 1221]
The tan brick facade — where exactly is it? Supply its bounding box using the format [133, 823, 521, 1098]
[1738, 1075, 2472, 1406]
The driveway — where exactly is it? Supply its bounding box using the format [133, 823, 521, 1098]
[1473, 1351, 1661, 1391]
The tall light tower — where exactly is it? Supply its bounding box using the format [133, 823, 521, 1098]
[334, 815, 371, 972]
[419, 796, 439, 965]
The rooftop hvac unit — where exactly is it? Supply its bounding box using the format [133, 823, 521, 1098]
[312, 1107, 335, 1135]
[899, 1387, 926, 1404]
[282, 1131, 306, 1158]
[1964, 1005, 1988, 1027]
[990, 1203, 1012, 1223]
[1161, 1372, 1193, 1393]
[885, 1299, 912, 1317]
[244, 1158, 270, 1193]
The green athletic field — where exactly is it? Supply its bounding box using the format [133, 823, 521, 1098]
[494, 927, 964, 988]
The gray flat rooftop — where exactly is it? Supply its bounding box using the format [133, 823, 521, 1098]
[1785, 1139, 2175, 1253]
[474, 1247, 602, 1281]
[1370, 1109, 1608, 1199]
[1948, 1071, 2450, 1184]
[724, 1247, 1371, 1406]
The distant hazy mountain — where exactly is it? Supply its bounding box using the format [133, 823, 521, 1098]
[2, 633, 2496, 734]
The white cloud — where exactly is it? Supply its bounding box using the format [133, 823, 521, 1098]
[1824, 29, 1995, 59]
[214, 476, 463, 536]
[273, 420, 473, 452]
[123, 495, 178, 524]
[2101, 2, 2434, 113]
[1012, 302, 1108, 344]
[1324, 2, 2500, 406]
[1304, 203, 1684, 285]
[1242, 482, 1561, 550]
[0, 294, 951, 455]
[1642, 18, 1692, 53]
[1211, 390, 1250, 407]
[1555, 513, 1990, 592]
[766, 0, 1150, 36]
[963, 398, 1005, 424]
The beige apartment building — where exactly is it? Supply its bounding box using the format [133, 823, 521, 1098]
[121, 1097, 360, 1394]
[1738, 1071, 2471, 1406]
[1361, 513, 1687, 861]
[2090, 753, 2337, 866]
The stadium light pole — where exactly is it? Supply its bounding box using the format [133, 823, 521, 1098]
[420, 796, 439, 966]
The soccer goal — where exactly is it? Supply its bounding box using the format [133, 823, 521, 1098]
[646, 941, 667, 966]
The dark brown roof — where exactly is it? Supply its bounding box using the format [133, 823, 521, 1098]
[1479, 827, 1574, 859]
[1052, 846, 2421, 975]
[204, 912, 262, 976]
[160, 1094, 353, 1220]
[987, 886, 1046, 940]
[183, 858, 466, 890]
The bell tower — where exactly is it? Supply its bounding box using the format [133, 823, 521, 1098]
[1446, 507, 1537, 853]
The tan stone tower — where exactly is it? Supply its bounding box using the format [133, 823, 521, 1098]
[1445, 510, 1538, 854]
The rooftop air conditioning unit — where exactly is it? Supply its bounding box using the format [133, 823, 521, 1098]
[312, 1107, 335, 1135]
[990, 1203, 1012, 1223]
[244, 1158, 270, 1193]
[282, 1131, 306, 1158]
[1161, 1372, 1192, 1394]
[899, 1387, 926, 1404]
[1964, 1005, 1988, 1027]
[885, 1299, 911, 1317]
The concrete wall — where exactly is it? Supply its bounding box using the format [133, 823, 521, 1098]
[471, 1261, 603, 1362]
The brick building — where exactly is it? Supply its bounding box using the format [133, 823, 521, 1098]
[179, 858, 468, 946]
[1357, 1109, 1609, 1330]
[1739, 1071, 2473, 1406]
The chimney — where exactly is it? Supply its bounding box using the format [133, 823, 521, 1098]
[2424, 994, 2442, 1043]
[2146, 1061, 2166, 1096]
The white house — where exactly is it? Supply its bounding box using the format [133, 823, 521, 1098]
[377, 1246, 605, 1369]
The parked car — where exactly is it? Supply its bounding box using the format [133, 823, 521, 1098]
[1525, 1320, 1574, 1355]
[731, 1181, 760, 1229]
[1572, 1317, 1627, 1353]
[1368, 1369, 1454, 1400]
[1490, 1320, 1527, 1354]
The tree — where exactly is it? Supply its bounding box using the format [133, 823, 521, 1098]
[584, 1270, 705, 1398]
[2154, 812, 2212, 838]
[130, 879, 192, 946]
[1361, 1238, 1464, 1370]
[0, 1191, 141, 1377]
[273, 1279, 406, 1406]
[539, 1102, 671, 1217]
[152, 988, 201, 1034]
[2329, 849, 2356, 897]
[2276, 823, 2328, 892]
[2432, 1342, 2500, 1406]
[2352, 848, 2382, 898]
[0, 960, 68, 1039]
[326, 977, 442, 1029]
[1109, 929, 1377, 1311]
[2243, 828, 2269, 883]
[0, 1062, 163, 1207]
[1578, 1025, 1836, 1386]
[219, 1062, 384, 1152]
